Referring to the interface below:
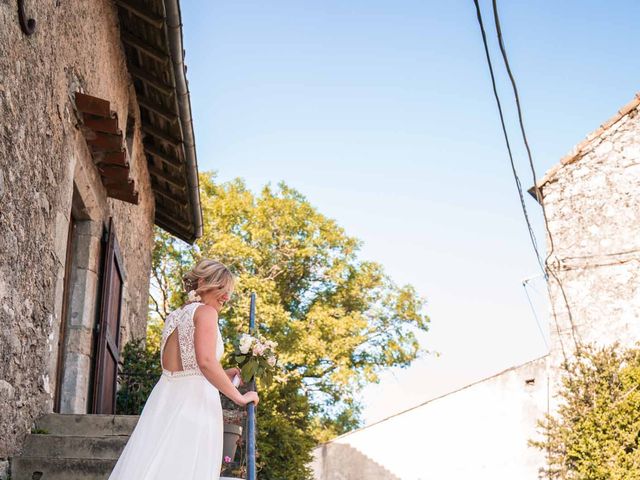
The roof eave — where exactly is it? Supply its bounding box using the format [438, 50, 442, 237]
[164, 0, 203, 241]
[529, 92, 640, 205]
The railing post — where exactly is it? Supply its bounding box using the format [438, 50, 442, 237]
[247, 292, 257, 480]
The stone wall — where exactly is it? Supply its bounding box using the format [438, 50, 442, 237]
[540, 96, 640, 392]
[0, 0, 155, 467]
[311, 358, 548, 480]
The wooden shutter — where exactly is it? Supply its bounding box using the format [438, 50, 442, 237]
[92, 217, 125, 414]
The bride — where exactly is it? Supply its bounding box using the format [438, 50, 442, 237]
[109, 259, 259, 479]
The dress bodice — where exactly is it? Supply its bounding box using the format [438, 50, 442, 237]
[160, 302, 224, 375]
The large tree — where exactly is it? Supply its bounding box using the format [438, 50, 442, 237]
[148, 172, 430, 478]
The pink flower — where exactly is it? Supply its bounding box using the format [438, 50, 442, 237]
[224, 455, 232, 463]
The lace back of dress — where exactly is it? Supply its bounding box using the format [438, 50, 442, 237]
[161, 302, 200, 373]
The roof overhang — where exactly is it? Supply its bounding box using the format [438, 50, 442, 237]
[528, 92, 640, 205]
[116, 0, 203, 243]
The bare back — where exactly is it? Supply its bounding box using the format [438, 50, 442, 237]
[161, 330, 183, 372]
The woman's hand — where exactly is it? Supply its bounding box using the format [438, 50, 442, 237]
[238, 391, 259, 407]
[225, 367, 242, 385]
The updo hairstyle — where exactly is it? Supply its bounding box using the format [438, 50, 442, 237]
[182, 259, 235, 299]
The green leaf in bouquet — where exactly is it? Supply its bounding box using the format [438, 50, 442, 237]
[241, 361, 254, 382]
[235, 354, 246, 364]
[249, 361, 259, 379]
[264, 370, 273, 387]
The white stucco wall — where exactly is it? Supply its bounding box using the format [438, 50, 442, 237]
[312, 357, 548, 480]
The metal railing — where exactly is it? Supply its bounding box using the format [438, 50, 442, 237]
[246, 292, 258, 480]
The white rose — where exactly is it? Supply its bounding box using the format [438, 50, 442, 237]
[239, 334, 253, 354]
[267, 355, 276, 367]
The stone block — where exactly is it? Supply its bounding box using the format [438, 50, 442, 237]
[74, 232, 101, 273]
[64, 326, 94, 357]
[53, 210, 70, 267]
[68, 268, 98, 329]
[59, 352, 91, 414]
[34, 414, 139, 437]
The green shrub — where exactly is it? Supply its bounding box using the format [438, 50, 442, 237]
[531, 343, 640, 480]
[116, 339, 162, 415]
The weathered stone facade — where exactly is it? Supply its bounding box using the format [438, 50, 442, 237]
[0, 0, 157, 469]
[538, 94, 640, 393]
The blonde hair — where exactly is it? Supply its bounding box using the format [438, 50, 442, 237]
[183, 259, 235, 298]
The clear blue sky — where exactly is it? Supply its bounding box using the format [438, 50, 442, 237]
[181, 1, 640, 424]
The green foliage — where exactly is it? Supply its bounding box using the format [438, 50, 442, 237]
[116, 339, 161, 415]
[531, 343, 640, 480]
[150, 172, 431, 478]
[254, 380, 318, 480]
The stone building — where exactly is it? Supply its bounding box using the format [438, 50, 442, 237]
[0, 0, 202, 475]
[311, 93, 640, 479]
[534, 93, 640, 392]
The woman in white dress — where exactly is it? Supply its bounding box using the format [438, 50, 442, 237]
[109, 259, 259, 479]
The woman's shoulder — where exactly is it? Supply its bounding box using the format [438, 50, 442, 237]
[191, 302, 218, 321]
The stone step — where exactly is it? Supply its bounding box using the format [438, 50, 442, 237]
[35, 414, 139, 437]
[22, 434, 128, 460]
[11, 457, 117, 480]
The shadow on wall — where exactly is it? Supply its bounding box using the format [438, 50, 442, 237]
[313, 442, 401, 480]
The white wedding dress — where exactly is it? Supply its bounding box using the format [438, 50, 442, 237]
[109, 301, 225, 479]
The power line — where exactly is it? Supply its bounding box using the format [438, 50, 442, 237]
[472, 0, 580, 358]
[522, 276, 549, 351]
[490, 0, 581, 353]
[471, 0, 546, 275]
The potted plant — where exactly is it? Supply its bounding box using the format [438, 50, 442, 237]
[220, 390, 247, 479]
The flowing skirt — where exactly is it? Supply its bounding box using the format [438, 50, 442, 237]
[109, 371, 223, 480]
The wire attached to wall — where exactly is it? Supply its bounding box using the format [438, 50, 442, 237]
[472, 0, 581, 359]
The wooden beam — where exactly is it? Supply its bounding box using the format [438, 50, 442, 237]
[152, 183, 188, 205]
[75, 92, 111, 118]
[114, 0, 164, 29]
[141, 123, 182, 147]
[102, 177, 135, 189]
[121, 31, 169, 65]
[137, 95, 179, 123]
[98, 165, 130, 182]
[107, 187, 139, 205]
[144, 144, 182, 167]
[94, 150, 129, 168]
[83, 116, 120, 135]
[129, 65, 174, 97]
[87, 131, 123, 152]
[148, 164, 186, 191]
[156, 209, 191, 232]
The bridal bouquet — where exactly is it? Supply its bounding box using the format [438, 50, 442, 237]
[233, 332, 278, 386]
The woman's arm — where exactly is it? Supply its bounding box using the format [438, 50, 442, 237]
[193, 305, 255, 406]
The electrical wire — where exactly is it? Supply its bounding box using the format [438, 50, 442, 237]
[490, 0, 581, 353]
[471, 0, 579, 359]
[471, 0, 546, 275]
[522, 277, 550, 351]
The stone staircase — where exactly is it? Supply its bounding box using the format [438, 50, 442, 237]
[11, 414, 138, 480]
